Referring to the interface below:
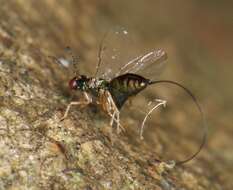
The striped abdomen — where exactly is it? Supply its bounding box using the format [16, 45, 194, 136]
[109, 73, 149, 109]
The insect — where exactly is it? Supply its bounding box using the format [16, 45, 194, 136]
[60, 48, 168, 134]
[59, 35, 207, 165]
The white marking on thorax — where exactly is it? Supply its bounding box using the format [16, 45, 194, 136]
[88, 78, 104, 89]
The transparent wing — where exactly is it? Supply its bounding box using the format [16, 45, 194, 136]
[97, 27, 137, 80]
[114, 49, 167, 78]
[97, 28, 167, 81]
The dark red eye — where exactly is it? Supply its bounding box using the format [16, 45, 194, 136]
[69, 77, 77, 90]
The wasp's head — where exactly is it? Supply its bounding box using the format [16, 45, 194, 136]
[69, 75, 88, 91]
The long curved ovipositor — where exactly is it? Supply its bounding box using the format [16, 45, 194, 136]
[149, 79, 207, 165]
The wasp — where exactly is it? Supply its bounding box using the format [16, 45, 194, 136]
[59, 37, 207, 165]
[60, 48, 168, 134]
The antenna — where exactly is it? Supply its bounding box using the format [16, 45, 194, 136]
[65, 46, 79, 76]
[94, 32, 108, 77]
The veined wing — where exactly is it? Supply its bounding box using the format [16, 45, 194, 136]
[96, 27, 168, 80]
[114, 49, 167, 78]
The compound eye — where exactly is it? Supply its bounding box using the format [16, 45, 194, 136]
[69, 77, 78, 90]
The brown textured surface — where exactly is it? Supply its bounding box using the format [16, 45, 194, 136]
[0, 1, 232, 189]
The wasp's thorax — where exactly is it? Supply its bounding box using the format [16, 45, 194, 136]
[69, 75, 89, 91]
[68, 75, 109, 92]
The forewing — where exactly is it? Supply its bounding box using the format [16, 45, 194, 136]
[114, 49, 167, 79]
[97, 28, 142, 80]
[97, 28, 168, 81]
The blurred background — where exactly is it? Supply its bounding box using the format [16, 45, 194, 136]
[1, 0, 232, 189]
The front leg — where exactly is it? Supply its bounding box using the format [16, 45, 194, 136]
[60, 92, 92, 121]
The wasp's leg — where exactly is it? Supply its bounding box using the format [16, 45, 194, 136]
[106, 102, 124, 133]
[106, 91, 125, 133]
[106, 102, 117, 127]
[102, 90, 125, 134]
[105, 91, 116, 126]
[108, 111, 124, 132]
[110, 111, 116, 126]
[60, 92, 92, 121]
[115, 110, 122, 134]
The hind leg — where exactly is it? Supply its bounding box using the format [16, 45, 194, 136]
[106, 91, 125, 133]
[115, 110, 121, 134]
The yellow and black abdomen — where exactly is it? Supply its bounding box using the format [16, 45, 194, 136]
[109, 73, 149, 109]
